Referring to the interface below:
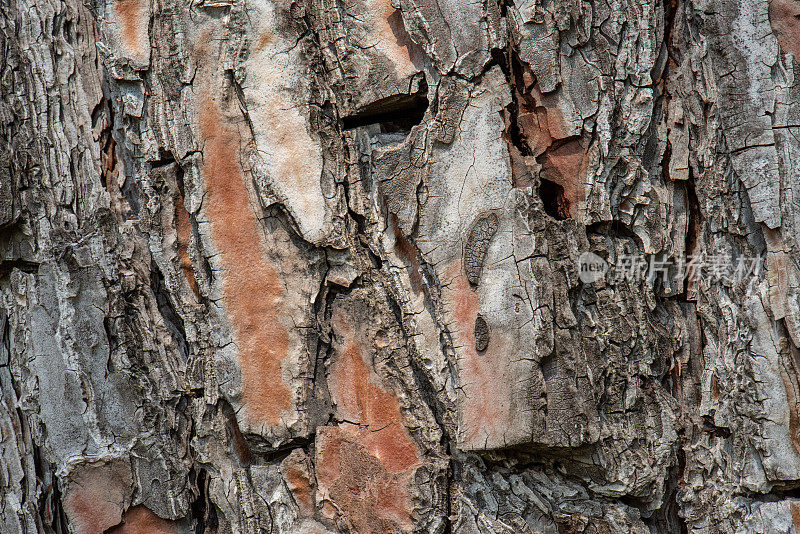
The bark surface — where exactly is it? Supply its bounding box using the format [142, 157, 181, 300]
[2, 0, 800, 531]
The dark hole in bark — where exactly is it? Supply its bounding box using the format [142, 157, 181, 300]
[540, 353, 558, 381]
[539, 179, 570, 220]
[342, 90, 428, 133]
[701, 415, 732, 438]
[0, 259, 38, 278]
[149, 148, 176, 169]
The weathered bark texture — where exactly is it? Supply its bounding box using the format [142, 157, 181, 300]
[4, 0, 800, 531]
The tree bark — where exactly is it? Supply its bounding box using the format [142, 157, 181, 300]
[2, 0, 800, 531]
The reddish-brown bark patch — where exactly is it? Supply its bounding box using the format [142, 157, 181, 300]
[199, 91, 291, 425]
[107, 505, 180, 534]
[114, 0, 147, 57]
[511, 64, 570, 156]
[515, 108, 553, 158]
[765, 232, 800, 456]
[282, 449, 316, 515]
[315, 426, 415, 533]
[256, 29, 274, 52]
[782, 343, 800, 458]
[449, 262, 479, 350]
[358, 0, 421, 77]
[770, 0, 800, 60]
[711, 373, 720, 402]
[328, 341, 420, 473]
[539, 138, 589, 220]
[63, 461, 131, 534]
[385, 7, 426, 71]
[445, 261, 511, 447]
[503, 56, 589, 221]
[792, 500, 800, 532]
[191, 30, 212, 63]
[765, 228, 789, 320]
[317, 314, 423, 531]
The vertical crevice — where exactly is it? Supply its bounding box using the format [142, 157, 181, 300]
[678, 170, 702, 301]
[150, 261, 189, 362]
[190, 467, 218, 534]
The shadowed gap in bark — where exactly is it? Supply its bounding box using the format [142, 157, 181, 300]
[539, 179, 570, 220]
[342, 87, 429, 132]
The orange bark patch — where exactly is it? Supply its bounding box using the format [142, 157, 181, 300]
[114, 0, 148, 58]
[711, 373, 720, 402]
[385, 8, 425, 72]
[516, 107, 553, 158]
[256, 29, 274, 52]
[107, 505, 179, 534]
[765, 228, 789, 320]
[318, 311, 423, 532]
[191, 29, 212, 63]
[512, 67, 570, 156]
[781, 343, 800, 458]
[199, 92, 291, 425]
[361, 0, 421, 77]
[770, 0, 800, 60]
[450, 263, 479, 350]
[316, 426, 416, 533]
